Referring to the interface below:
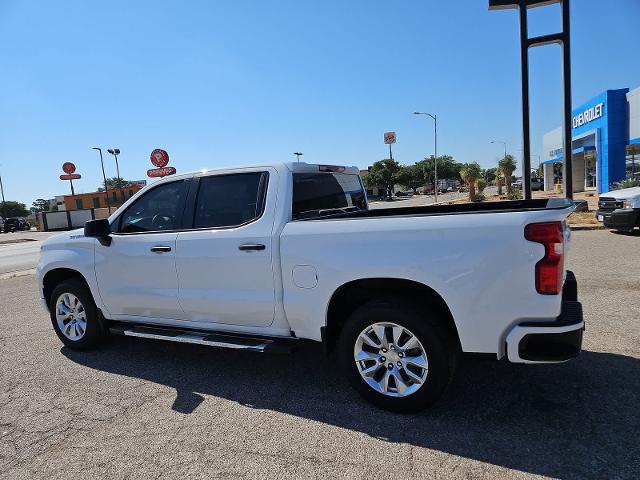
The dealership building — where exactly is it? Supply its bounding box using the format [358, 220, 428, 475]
[542, 85, 640, 193]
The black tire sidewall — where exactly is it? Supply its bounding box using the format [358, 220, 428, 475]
[49, 279, 103, 350]
[338, 298, 453, 413]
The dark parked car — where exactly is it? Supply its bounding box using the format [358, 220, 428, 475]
[4, 217, 30, 232]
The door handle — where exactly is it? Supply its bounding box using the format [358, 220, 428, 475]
[238, 243, 266, 251]
[150, 245, 172, 253]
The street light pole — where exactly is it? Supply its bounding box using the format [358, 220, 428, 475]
[92, 147, 112, 214]
[293, 152, 303, 163]
[413, 112, 438, 203]
[108, 148, 121, 180]
[0, 170, 6, 220]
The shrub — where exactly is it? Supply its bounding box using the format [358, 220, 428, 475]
[615, 178, 640, 189]
[507, 190, 523, 200]
[471, 193, 486, 202]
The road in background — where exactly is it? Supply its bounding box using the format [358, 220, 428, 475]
[0, 229, 638, 479]
[0, 231, 57, 274]
[370, 187, 498, 209]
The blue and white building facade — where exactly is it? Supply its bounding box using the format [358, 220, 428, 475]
[542, 85, 640, 193]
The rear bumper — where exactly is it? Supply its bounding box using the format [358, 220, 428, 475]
[597, 208, 639, 231]
[505, 271, 584, 364]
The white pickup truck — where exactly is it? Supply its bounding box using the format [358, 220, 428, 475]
[37, 162, 584, 412]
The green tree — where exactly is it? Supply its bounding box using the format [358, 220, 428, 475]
[459, 162, 482, 201]
[98, 177, 132, 192]
[396, 164, 424, 193]
[31, 198, 51, 213]
[365, 159, 402, 200]
[499, 155, 517, 194]
[476, 178, 487, 194]
[482, 168, 497, 184]
[1, 201, 29, 218]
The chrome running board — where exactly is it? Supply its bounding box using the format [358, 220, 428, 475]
[109, 325, 296, 353]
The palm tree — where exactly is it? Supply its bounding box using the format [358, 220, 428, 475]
[460, 162, 482, 201]
[499, 155, 517, 193]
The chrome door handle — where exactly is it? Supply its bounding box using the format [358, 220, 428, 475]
[150, 245, 172, 253]
[238, 243, 265, 251]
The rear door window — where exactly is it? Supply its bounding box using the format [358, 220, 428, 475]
[192, 172, 268, 229]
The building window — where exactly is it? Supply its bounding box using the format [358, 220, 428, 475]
[75, 199, 84, 209]
[626, 145, 640, 181]
[93, 197, 101, 208]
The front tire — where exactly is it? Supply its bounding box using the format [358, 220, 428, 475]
[49, 279, 105, 350]
[338, 298, 456, 413]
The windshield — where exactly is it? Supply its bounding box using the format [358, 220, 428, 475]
[292, 172, 367, 219]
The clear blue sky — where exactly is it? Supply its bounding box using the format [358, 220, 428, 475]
[1, 0, 639, 207]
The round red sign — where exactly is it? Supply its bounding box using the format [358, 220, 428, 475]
[150, 149, 169, 167]
[62, 162, 76, 174]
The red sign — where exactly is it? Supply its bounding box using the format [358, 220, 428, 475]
[150, 149, 169, 167]
[60, 174, 81, 180]
[62, 162, 76, 174]
[147, 167, 176, 178]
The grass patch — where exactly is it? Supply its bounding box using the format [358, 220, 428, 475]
[567, 211, 598, 225]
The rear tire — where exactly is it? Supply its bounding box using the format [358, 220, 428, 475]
[49, 279, 106, 350]
[338, 298, 456, 413]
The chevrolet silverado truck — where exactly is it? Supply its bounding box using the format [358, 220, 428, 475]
[37, 162, 584, 412]
[596, 186, 640, 232]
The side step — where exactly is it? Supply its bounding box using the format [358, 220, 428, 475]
[109, 325, 297, 354]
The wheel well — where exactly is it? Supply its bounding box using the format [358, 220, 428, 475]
[325, 278, 460, 352]
[42, 268, 89, 308]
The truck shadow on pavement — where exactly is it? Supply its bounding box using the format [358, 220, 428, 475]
[62, 338, 639, 479]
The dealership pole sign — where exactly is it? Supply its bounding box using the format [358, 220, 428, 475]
[59, 162, 81, 195]
[147, 149, 176, 178]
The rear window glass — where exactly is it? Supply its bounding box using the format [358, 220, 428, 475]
[292, 173, 367, 219]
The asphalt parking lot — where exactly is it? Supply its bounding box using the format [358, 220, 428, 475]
[1, 230, 638, 479]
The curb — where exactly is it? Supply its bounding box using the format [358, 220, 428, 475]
[569, 224, 605, 231]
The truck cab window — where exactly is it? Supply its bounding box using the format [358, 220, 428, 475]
[292, 172, 366, 219]
[119, 180, 187, 233]
[193, 172, 267, 229]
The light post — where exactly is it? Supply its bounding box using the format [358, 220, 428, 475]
[92, 147, 112, 214]
[0, 167, 6, 220]
[107, 148, 121, 180]
[293, 152, 303, 163]
[413, 112, 438, 203]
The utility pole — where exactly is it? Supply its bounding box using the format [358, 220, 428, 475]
[293, 152, 303, 163]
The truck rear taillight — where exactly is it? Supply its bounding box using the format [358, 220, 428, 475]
[524, 222, 564, 295]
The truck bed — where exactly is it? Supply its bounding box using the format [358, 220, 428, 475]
[298, 198, 574, 221]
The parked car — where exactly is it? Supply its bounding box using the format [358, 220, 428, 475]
[37, 162, 583, 412]
[531, 177, 544, 191]
[4, 217, 30, 232]
[596, 186, 640, 232]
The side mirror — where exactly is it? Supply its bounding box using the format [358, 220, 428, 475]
[84, 219, 112, 246]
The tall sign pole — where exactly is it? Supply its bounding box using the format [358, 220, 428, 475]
[489, 0, 573, 200]
[384, 132, 396, 162]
